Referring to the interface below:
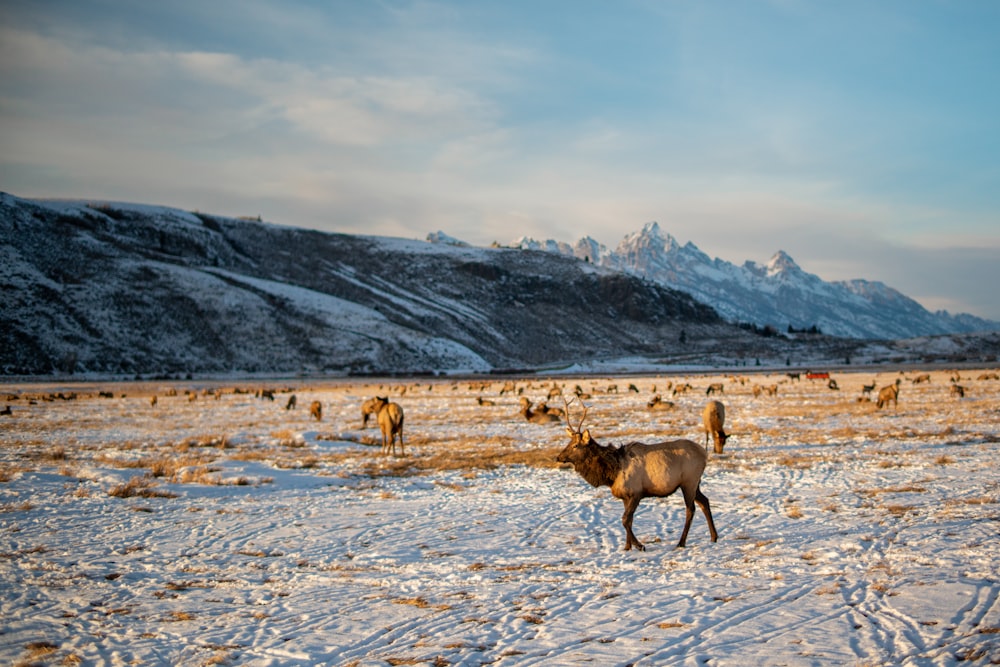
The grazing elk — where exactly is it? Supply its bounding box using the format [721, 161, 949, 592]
[876, 379, 901, 410]
[309, 400, 323, 421]
[476, 396, 496, 406]
[950, 384, 965, 398]
[556, 401, 718, 550]
[705, 382, 725, 396]
[702, 400, 728, 454]
[646, 394, 674, 411]
[911, 373, 931, 384]
[368, 396, 405, 456]
[285, 394, 297, 410]
[519, 397, 562, 424]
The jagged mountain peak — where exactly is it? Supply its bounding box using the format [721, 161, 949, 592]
[765, 250, 803, 277]
[500, 222, 997, 339]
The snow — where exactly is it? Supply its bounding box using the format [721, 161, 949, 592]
[2, 369, 999, 666]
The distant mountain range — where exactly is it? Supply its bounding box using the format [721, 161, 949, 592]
[508, 222, 998, 339]
[3, 192, 998, 377]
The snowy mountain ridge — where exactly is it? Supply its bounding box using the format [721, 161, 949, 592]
[509, 221, 998, 339]
[2, 193, 746, 376]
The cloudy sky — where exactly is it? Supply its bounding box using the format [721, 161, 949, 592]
[2, 1, 999, 320]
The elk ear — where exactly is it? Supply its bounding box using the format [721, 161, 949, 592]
[582, 429, 592, 444]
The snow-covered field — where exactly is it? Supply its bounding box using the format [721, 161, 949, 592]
[2, 368, 999, 666]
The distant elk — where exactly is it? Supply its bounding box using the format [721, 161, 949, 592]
[646, 394, 674, 411]
[476, 396, 496, 406]
[368, 397, 405, 456]
[285, 394, 297, 410]
[519, 397, 562, 424]
[911, 373, 931, 384]
[556, 400, 718, 551]
[309, 400, 322, 421]
[861, 382, 876, 399]
[702, 400, 728, 454]
[705, 383, 725, 396]
[950, 384, 965, 399]
[876, 379, 902, 410]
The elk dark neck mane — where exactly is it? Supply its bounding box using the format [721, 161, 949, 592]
[573, 441, 625, 488]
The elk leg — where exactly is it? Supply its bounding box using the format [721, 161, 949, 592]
[676, 487, 697, 548]
[621, 497, 644, 551]
[695, 488, 718, 543]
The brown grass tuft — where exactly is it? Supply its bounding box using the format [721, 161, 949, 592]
[108, 476, 178, 499]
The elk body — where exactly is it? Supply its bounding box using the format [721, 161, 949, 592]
[368, 396, 405, 456]
[876, 379, 901, 410]
[557, 404, 718, 550]
[309, 400, 322, 421]
[646, 394, 674, 411]
[702, 400, 727, 454]
[519, 397, 561, 424]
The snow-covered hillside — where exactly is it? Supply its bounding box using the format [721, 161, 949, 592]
[2, 193, 728, 376]
[511, 222, 999, 339]
[4, 192, 998, 378]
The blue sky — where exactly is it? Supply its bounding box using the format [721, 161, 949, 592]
[2, 1, 999, 320]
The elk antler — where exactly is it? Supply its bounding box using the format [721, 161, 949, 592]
[562, 395, 589, 433]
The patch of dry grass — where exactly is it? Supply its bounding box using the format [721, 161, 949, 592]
[108, 476, 178, 499]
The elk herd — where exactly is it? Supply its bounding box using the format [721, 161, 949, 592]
[31, 367, 985, 553]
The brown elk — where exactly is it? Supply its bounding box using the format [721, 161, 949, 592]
[519, 397, 562, 424]
[705, 382, 725, 396]
[476, 396, 496, 406]
[368, 396, 405, 456]
[309, 400, 322, 421]
[646, 394, 674, 411]
[911, 373, 931, 384]
[950, 384, 965, 398]
[861, 382, 876, 399]
[702, 400, 727, 454]
[876, 379, 901, 410]
[285, 394, 297, 410]
[556, 401, 718, 551]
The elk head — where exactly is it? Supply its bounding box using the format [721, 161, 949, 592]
[556, 397, 592, 464]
